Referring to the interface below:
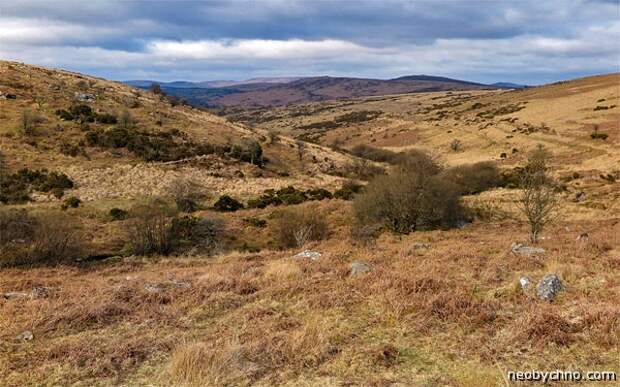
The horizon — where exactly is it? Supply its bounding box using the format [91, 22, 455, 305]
[1, 1, 619, 85]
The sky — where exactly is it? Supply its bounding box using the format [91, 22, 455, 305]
[0, 0, 619, 85]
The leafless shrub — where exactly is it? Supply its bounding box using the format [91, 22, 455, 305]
[127, 200, 176, 255]
[296, 140, 306, 161]
[353, 151, 463, 233]
[293, 224, 314, 247]
[518, 145, 559, 243]
[273, 205, 329, 248]
[0, 209, 81, 267]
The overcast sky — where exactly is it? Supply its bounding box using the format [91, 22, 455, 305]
[1, 0, 619, 84]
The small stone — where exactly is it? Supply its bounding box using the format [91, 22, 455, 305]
[456, 220, 470, 229]
[537, 274, 563, 301]
[294, 250, 322, 260]
[511, 242, 545, 256]
[30, 286, 52, 298]
[574, 191, 586, 202]
[3, 292, 29, 300]
[349, 261, 373, 276]
[576, 233, 589, 242]
[16, 331, 34, 341]
[75, 92, 95, 102]
[519, 276, 532, 290]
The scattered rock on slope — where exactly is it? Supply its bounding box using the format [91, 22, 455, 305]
[294, 250, 322, 260]
[16, 331, 34, 341]
[537, 274, 563, 301]
[511, 242, 545, 256]
[349, 261, 373, 276]
[519, 276, 532, 290]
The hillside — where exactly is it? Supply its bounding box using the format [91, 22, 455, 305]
[1, 64, 619, 386]
[0, 61, 362, 202]
[131, 75, 495, 108]
[125, 77, 302, 90]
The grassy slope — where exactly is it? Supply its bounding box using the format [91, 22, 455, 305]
[0, 60, 358, 202]
[1, 66, 619, 386]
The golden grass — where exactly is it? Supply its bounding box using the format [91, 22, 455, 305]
[1, 215, 618, 386]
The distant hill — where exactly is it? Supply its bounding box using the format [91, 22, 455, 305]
[133, 75, 502, 107]
[124, 77, 302, 90]
[490, 82, 529, 89]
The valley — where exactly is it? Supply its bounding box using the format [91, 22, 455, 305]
[0, 61, 619, 386]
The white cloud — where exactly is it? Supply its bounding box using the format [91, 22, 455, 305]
[147, 39, 375, 60]
[0, 14, 617, 83]
[0, 17, 116, 45]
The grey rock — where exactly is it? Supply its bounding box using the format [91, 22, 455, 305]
[31, 286, 53, 298]
[75, 92, 95, 102]
[456, 220, 470, 229]
[16, 330, 34, 341]
[574, 191, 586, 202]
[519, 276, 532, 290]
[294, 250, 322, 260]
[576, 233, 589, 242]
[3, 292, 29, 300]
[511, 242, 545, 256]
[537, 274, 563, 301]
[349, 261, 373, 276]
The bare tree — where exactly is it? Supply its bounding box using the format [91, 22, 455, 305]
[296, 140, 306, 161]
[518, 145, 558, 243]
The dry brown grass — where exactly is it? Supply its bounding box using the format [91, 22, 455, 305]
[1, 215, 618, 386]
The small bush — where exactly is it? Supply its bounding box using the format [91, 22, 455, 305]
[305, 188, 333, 201]
[61, 196, 82, 210]
[246, 185, 335, 209]
[350, 144, 400, 163]
[0, 210, 81, 267]
[273, 206, 329, 248]
[450, 138, 462, 152]
[333, 180, 363, 200]
[213, 195, 244, 212]
[171, 216, 225, 255]
[96, 112, 118, 124]
[126, 201, 177, 256]
[59, 141, 86, 157]
[20, 109, 43, 135]
[346, 159, 386, 180]
[109, 208, 128, 221]
[442, 161, 502, 195]
[353, 151, 464, 234]
[243, 217, 267, 228]
[0, 169, 74, 204]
